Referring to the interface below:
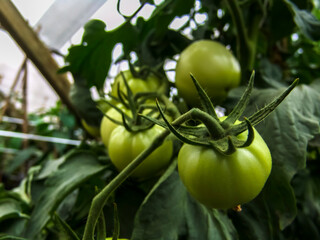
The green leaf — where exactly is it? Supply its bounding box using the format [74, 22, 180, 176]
[61, 20, 138, 90]
[229, 80, 320, 237]
[0, 199, 29, 222]
[4, 147, 39, 174]
[258, 58, 285, 88]
[23, 150, 107, 239]
[61, 20, 113, 90]
[52, 213, 80, 240]
[284, 0, 320, 41]
[0, 235, 28, 240]
[230, 193, 277, 240]
[35, 156, 66, 180]
[69, 79, 103, 126]
[246, 81, 320, 180]
[0, 219, 28, 238]
[263, 168, 297, 230]
[149, 0, 194, 35]
[82, 19, 106, 42]
[131, 160, 238, 240]
[285, 166, 320, 239]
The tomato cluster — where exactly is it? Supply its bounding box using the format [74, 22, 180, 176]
[97, 40, 275, 209]
[101, 70, 173, 181]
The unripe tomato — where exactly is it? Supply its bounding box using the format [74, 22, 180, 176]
[108, 125, 173, 180]
[81, 119, 100, 137]
[175, 40, 241, 105]
[100, 104, 131, 148]
[177, 120, 272, 209]
[111, 70, 162, 97]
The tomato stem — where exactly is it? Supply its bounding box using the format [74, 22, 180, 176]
[188, 108, 225, 140]
[225, 0, 262, 72]
[82, 114, 188, 240]
[225, 0, 252, 70]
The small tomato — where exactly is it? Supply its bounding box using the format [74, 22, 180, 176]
[100, 104, 131, 148]
[111, 70, 162, 97]
[108, 124, 173, 180]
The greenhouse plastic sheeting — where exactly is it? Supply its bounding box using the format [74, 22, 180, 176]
[36, 0, 107, 49]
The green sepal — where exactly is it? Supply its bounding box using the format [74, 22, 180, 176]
[156, 100, 209, 146]
[139, 113, 168, 129]
[188, 108, 225, 140]
[209, 136, 237, 155]
[237, 118, 255, 148]
[134, 91, 160, 104]
[139, 113, 208, 138]
[116, 82, 130, 109]
[155, 73, 298, 155]
[190, 74, 219, 120]
[99, 100, 132, 125]
[120, 71, 138, 121]
[227, 79, 299, 136]
[222, 70, 255, 129]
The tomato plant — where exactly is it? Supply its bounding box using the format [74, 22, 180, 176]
[2, 1, 320, 240]
[177, 120, 272, 209]
[175, 40, 241, 105]
[108, 124, 173, 180]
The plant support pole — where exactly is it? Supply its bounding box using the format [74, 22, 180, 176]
[0, 0, 78, 117]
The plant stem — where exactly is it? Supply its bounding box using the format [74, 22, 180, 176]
[82, 130, 169, 240]
[82, 115, 186, 240]
[224, 0, 254, 71]
[189, 109, 225, 140]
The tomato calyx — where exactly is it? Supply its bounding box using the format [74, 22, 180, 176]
[101, 71, 176, 133]
[144, 71, 298, 155]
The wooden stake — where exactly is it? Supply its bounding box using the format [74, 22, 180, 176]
[0, 0, 79, 118]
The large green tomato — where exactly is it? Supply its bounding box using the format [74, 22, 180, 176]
[108, 125, 173, 180]
[100, 104, 130, 148]
[175, 40, 241, 105]
[111, 70, 162, 97]
[177, 120, 272, 209]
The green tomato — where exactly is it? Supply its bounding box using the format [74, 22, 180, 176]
[177, 120, 272, 209]
[100, 104, 131, 148]
[175, 40, 241, 105]
[108, 124, 173, 180]
[111, 70, 162, 96]
[81, 119, 100, 137]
